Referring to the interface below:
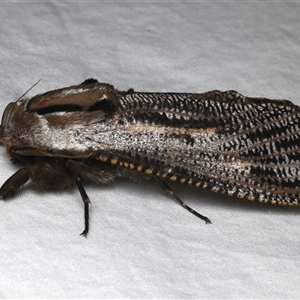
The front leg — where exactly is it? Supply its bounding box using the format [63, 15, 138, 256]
[0, 159, 76, 198]
[0, 168, 30, 199]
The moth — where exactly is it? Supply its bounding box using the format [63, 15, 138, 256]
[1, 78, 300, 236]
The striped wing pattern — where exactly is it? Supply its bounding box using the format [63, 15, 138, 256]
[99, 90, 300, 205]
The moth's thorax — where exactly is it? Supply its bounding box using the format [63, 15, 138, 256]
[0, 80, 123, 158]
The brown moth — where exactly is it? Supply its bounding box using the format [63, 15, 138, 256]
[1, 78, 300, 236]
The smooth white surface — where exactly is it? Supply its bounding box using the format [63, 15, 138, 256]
[0, 2, 300, 298]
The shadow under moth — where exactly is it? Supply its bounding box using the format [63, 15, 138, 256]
[0, 78, 300, 236]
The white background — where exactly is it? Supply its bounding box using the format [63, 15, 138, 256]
[0, 1, 300, 298]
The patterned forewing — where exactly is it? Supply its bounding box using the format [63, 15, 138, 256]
[119, 90, 300, 205]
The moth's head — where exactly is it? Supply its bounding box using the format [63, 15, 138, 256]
[0, 102, 19, 141]
[0, 101, 22, 159]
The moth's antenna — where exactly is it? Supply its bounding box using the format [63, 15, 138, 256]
[16, 79, 41, 101]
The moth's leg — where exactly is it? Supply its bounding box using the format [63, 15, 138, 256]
[0, 168, 30, 199]
[66, 160, 90, 237]
[155, 177, 211, 224]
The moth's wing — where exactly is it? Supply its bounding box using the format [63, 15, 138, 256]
[168, 90, 300, 204]
[92, 89, 300, 205]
